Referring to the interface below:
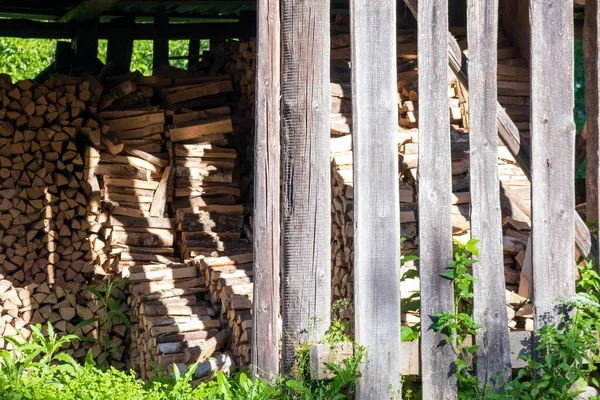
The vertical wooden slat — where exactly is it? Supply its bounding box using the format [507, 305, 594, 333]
[281, 0, 331, 373]
[405, 0, 598, 265]
[530, 0, 575, 328]
[467, 0, 511, 386]
[585, 0, 600, 226]
[350, 0, 401, 398]
[252, 0, 281, 381]
[418, 0, 457, 398]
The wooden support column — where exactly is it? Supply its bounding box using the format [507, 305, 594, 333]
[281, 0, 331, 373]
[585, 0, 600, 226]
[530, 0, 576, 327]
[188, 40, 201, 69]
[467, 0, 511, 387]
[153, 11, 169, 73]
[55, 41, 73, 74]
[107, 17, 134, 73]
[418, 0, 457, 398]
[350, 0, 401, 398]
[72, 19, 99, 68]
[252, 0, 281, 381]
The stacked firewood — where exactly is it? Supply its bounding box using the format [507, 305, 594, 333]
[0, 74, 104, 286]
[199, 252, 253, 368]
[159, 78, 245, 259]
[91, 107, 174, 276]
[127, 259, 231, 380]
[0, 280, 128, 368]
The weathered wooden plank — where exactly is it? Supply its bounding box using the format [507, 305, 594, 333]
[350, 1, 401, 399]
[530, 0, 576, 328]
[251, 0, 281, 381]
[404, 0, 598, 265]
[281, 0, 331, 373]
[467, 0, 511, 386]
[585, 0, 600, 227]
[418, 0, 457, 398]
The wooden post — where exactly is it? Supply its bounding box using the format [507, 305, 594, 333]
[72, 19, 99, 68]
[467, 0, 511, 386]
[188, 40, 201, 69]
[585, 0, 600, 227]
[281, 0, 331, 373]
[107, 17, 134, 73]
[153, 10, 169, 73]
[530, 0, 576, 328]
[418, 0, 457, 398]
[55, 41, 73, 74]
[350, 0, 401, 398]
[252, 0, 281, 381]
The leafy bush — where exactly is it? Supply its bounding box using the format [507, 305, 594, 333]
[402, 241, 600, 399]
[0, 37, 57, 80]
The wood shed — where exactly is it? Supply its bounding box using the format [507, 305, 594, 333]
[0, 0, 596, 398]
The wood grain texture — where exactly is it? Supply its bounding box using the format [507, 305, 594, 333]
[467, 0, 511, 386]
[585, 0, 600, 225]
[350, 0, 401, 398]
[530, 0, 576, 328]
[417, 0, 457, 398]
[281, 0, 331, 373]
[252, 0, 281, 381]
[405, 0, 598, 265]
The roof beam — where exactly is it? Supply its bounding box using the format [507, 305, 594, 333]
[57, 0, 118, 23]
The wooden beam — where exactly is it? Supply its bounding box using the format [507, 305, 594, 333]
[530, 0, 576, 327]
[350, 0, 401, 398]
[467, 0, 511, 387]
[251, 0, 281, 381]
[153, 10, 169, 73]
[281, 0, 331, 373]
[404, 0, 599, 265]
[400, 331, 534, 376]
[418, 0, 457, 398]
[72, 19, 99, 68]
[58, 0, 118, 23]
[585, 0, 600, 228]
[107, 17, 135, 73]
[188, 40, 201, 68]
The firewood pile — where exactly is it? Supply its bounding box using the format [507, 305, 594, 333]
[329, 20, 536, 333]
[0, 280, 128, 367]
[127, 258, 233, 380]
[0, 74, 103, 286]
[197, 252, 253, 368]
[88, 57, 253, 377]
